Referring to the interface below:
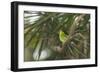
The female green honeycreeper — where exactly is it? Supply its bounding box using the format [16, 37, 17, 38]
[59, 30, 68, 44]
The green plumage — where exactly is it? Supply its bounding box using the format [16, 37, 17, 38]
[59, 30, 67, 44]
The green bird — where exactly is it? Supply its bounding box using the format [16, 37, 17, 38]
[59, 30, 68, 44]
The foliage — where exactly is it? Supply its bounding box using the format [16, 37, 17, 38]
[24, 11, 90, 61]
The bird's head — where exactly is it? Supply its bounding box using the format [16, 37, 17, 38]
[58, 30, 63, 34]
